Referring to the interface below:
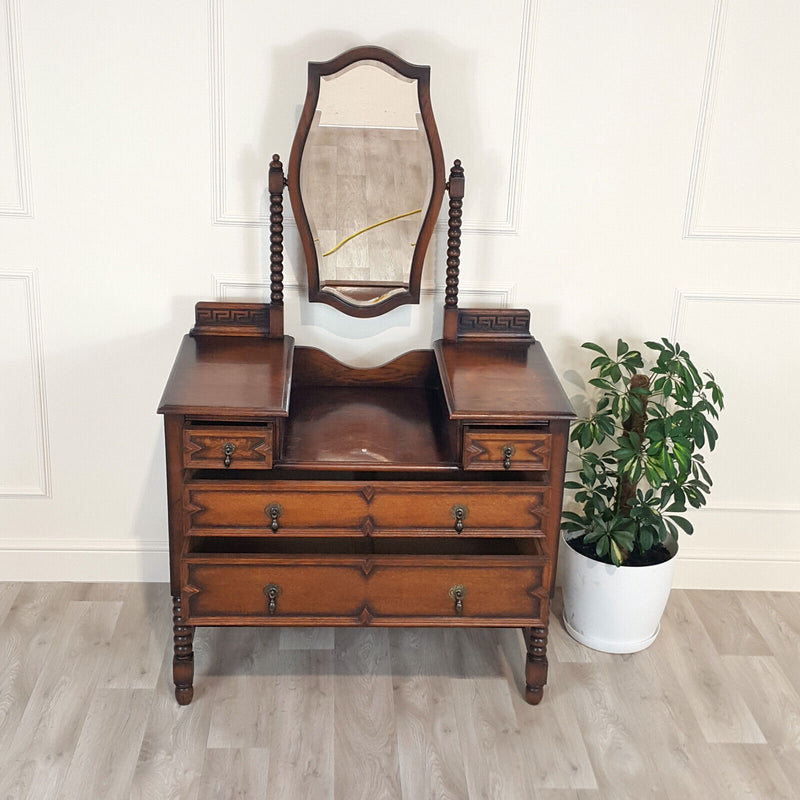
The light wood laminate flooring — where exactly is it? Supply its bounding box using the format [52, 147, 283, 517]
[0, 583, 798, 799]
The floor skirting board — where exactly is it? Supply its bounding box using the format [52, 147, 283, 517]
[0, 541, 797, 589]
[0, 540, 168, 583]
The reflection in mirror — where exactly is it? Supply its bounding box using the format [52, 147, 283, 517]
[300, 62, 433, 307]
[288, 47, 445, 317]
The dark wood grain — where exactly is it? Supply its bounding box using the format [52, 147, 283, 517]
[292, 346, 439, 387]
[283, 386, 454, 469]
[182, 546, 549, 627]
[434, 338, 575, 421]
[157, 335, 294, 416]
[183, 480, 549, 536]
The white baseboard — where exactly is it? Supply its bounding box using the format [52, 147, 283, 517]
[0, 541, 797, 590]
[0, 540, 169, 583]
[673, 550, 800, 592]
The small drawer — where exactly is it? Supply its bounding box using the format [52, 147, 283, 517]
[462, 427, 551, 471]
[182, 426, 273, 470]
[181, 539, 549, 625]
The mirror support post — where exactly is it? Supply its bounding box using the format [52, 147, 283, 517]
[443, 159, 465, 341]
[268, 154, 286, 338]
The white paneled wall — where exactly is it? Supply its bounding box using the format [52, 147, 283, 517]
[1, 0, 797, 587]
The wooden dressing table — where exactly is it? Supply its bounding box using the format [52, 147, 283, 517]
[158, 46, 573, 705]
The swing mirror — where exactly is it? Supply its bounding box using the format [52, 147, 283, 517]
[287, 46, 445, 317]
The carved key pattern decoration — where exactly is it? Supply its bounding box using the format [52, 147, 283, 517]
[458, 311, 531, 334]
[195, 306, 269, 327]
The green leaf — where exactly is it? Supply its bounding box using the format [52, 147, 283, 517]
[609, 539, 623, 566]
[582, 342, 608, 356]
[670, 516, 695, 535]
[703, 418, 719, 451]
[588, 377, 616, 391]
[616, 339, 629, 357]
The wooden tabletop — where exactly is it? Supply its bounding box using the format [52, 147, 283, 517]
[434, 339, 574, 422]
[157, 335, 294, 416]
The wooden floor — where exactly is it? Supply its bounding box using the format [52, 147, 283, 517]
[0, 583, 798, 799]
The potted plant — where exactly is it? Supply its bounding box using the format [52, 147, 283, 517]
[560, 338, 724, 652]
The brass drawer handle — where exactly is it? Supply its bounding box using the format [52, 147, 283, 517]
[502, 444, 514, 470]
[449, 584, 466, 615]
[450, 504, 468, 533]
[264, 583, 281, 615]
[265, 503, 282, 532]
[222, 441, 236, 468]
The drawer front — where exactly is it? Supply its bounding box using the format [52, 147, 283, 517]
[463, 428, 551, 471]
[185, 485, 369, 533]
[183, 555, 548, 625]
[184, 482, 549, 535]
[183, 426, 273, 470]
[368, 485, 549, 534]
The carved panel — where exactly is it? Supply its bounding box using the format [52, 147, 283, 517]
[191, 302, 270, 337]
[457, 308, 533, 340]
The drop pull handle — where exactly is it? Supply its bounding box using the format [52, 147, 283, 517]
[502, 444, 514, 470]
[450, 504, 468, 534]
[222, 441, 236, 468]
[449, 584, 466, 615]
[265, 503, 282, 532]
[264, 583, 281, 615]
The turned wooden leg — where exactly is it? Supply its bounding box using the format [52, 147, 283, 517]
[523, 625, 548, 705]
[172, 595, 194, 705]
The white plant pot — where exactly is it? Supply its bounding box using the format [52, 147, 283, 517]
[560, 530, 678, 653]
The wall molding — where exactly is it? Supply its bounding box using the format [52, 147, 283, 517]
[669, 288, 800, 518]
[670, 289, 800, 341]
[683, 0, 800, 240]
[0, 0, 33, 218]
[208, 0, 535, 234]
[0, 269, 51, 497]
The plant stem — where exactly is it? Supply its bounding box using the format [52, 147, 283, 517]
[615, 373, 650, 515]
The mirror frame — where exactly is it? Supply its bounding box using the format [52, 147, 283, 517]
[288, 45, 445, 318]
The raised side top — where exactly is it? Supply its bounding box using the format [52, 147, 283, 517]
[158, 334, 294, 416]
[434, 338, 574, 422]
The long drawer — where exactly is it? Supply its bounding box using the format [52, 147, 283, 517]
[184, 480, 550, 536]
[181, 539, 550, 626]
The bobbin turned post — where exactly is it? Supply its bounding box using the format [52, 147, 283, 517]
[523, 625, 549, 704]
[268, 154, 286, 338]
[173, 595, 194, 705]
[443, 159, 464, 341]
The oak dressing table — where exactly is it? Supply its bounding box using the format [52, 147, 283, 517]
[158, 46, 573, 705]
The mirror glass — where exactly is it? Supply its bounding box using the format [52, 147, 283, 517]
[289, 47, 444, 317]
